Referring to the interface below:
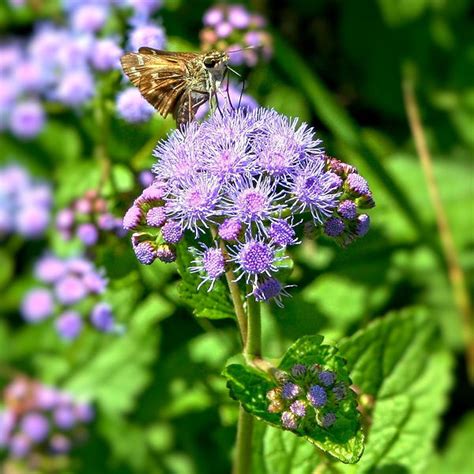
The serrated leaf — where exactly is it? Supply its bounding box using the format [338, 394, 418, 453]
[252, 421, 323, 474]
[339, 307, 436, 396]
[339, 309, 453, 473]
[224, 335, 364, 464]
[175, 239, 235, 320]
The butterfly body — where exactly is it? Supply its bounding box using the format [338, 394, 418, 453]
[120, 48, 229, 125]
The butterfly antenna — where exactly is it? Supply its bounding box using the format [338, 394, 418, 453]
[214, 88, 224, 118]
[238, 76, 246, 110]
[226, 65, 241, 78]
[224, 67, 236, 112]
[227, 44, 262, 54]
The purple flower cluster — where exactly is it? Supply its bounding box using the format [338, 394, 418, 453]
[0, 1, 166, 137]
[200, 3, 272, 66]
[267, 364, 348, 431]
[0, 164, 51, 239]
[123, 108, 374, 305]
[0, 377, 93, 460]
[21, 254, 118, 340]
[56, 189, 125, 246]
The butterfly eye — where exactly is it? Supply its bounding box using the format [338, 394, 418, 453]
[204, 57, 218, 68]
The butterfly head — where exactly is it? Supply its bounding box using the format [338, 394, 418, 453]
[203, 51, 229, 84]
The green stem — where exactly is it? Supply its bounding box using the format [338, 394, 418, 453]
[93, 83, 116, 193]
[217, 238, 248, 345]
[233, 295, 262, 474]
[245, 292, 262, 359]
[402, 67, 474, 381]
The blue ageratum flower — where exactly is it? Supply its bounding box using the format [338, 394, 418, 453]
[124, 108, 375, 304]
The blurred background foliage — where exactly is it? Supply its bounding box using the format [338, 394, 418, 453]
[0, 0, 473, 473]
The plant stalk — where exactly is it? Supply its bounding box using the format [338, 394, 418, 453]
[219, 240, 248, 345]
[233, 294, 261, 474]
[402, 69, 474, 381]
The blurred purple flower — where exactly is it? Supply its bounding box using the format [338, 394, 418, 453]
[203, 7, 223, 26]
[9, 101, 45, 139]
[91, 37, 122, 71]
[15, 206, 50, 237]
[70, 4, 108, 33]
[35, 255, 67, 283]
[54, 275, 87, 305]
[21, 288, 54, 322]
[116, 87, 154, 123]
[77, 223, 99, 246]
[20, 413, 49, 442]
[55, 311, 83, 340]
[129, 23, 166, 51]
[56, 69, 95, 107]
[90, 302, 115, 332]
[50, 434, 71, 454]
[53, 406, 76, 430]
[9, 433, 31, 458]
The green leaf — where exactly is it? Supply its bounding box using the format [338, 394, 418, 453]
[377, 0, 430, 26]
[252, 422, 323, 474]
[175, 239, 235, 320]
[339, 307, 436, 396]
[339, 309, 453, 473]
[431, 412, 474, 474]
[64, 292, 173, 414]
[224, 335, 364, 464]
[0, 249, 13, 290]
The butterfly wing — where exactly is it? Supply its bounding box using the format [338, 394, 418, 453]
[120, 49, 200, 118]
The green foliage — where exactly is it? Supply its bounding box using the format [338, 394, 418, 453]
[1, 0, 472, 472]
[224, 336, 364, 464]
[252, 422, 323, 474]
[340, 309, 453, 473]
[430, 412, 474, 474]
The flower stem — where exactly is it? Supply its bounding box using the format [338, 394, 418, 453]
[218, 239, 248, 345]
[234, 295, 262, 474]
[402, 65, 474, 381]
[245, 292, 262, 359]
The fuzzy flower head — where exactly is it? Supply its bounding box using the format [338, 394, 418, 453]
[123, 108, 374, 303]
[265, 363, 351, 432]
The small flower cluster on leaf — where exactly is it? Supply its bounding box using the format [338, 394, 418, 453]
[56, 189, 125, 247]
[267, 364, 347, 431]
[0, 377, 93, 461]
[123, 108, 374, 305]
[200, 3, 272, 66]
[223, 335, 364, 463]
[21, 254, 118, 340]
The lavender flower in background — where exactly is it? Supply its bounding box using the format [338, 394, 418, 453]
[0, 1, 168, 138]
[0, 377, 93, 463]
[0, 164, 51, 239]
[200, 3, 272, 66]
[128, 23, 166, 51]
[123, 107, 374, 305]
[265, 363, 350, 431]
[21, 253, 116, 341]
[116, 87, 155, 124]
[55, 189, 125, 246]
